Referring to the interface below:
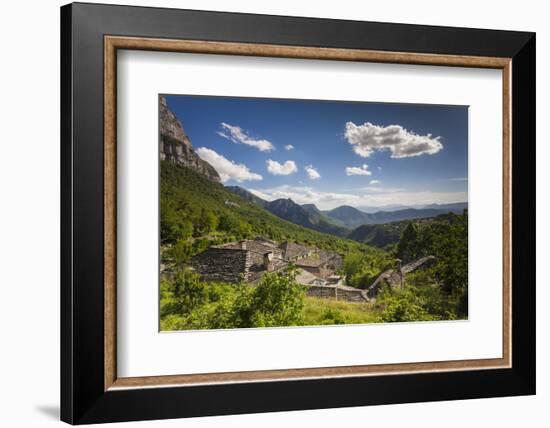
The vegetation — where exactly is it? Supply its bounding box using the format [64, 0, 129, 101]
[302, 297, 379, 325]
[342, 249, 395, 289]
[375, 211, 469, 321]
[161, 267, 306, 330]
[159, 160, 468, 330]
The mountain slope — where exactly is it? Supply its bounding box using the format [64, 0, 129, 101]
[347, 213, 465, 248]
[161, 162, 360, 254]
[225, 186, 267, 207]
[323, 205, 371, 228]
[225, 187, 350, 237]
[265, 199, 350, 237]
[302, 203, 323, 217]
[348, 222, 406, 248]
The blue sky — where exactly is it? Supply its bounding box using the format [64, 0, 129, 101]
[164, 95, 468, 210]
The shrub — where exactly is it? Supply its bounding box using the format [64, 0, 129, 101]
[236, 267, 305, 328]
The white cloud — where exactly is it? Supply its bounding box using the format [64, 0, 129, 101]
[305, 165, 321, 180]
[284, 144, 294, 151]
[369, 180, 381, 185]
[344, 121, 443, 158]
[196, 147, 262, 183]
[248, 184, 466, 211]
[217, 123, 274, 152]
[266, 159, 298, 176]
[346, 164, 372, 176]
[249, 185, 359, 209]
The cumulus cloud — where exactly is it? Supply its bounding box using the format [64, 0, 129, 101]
[284, 144, 294, 151]
[344, 121, 443, 158]
[369, 180, 381, 184]
[266, 159, 298, 176]
[346, 164, 372, 176]
[217, 123, 274, 152]
[305, 165, 321, 180]
[248, 185, 466, 211]
[249, 186, 359, 209]
[196, 147, 262, 183]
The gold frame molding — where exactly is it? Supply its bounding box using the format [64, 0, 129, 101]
[104, 36, 512, 391]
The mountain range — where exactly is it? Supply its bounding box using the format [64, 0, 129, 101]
[226, 186, 466, 230]
[226, 187, 349, 237]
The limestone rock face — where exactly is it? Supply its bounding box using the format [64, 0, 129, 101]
[159, 96, 221, 183]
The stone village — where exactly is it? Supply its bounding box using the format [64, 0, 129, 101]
[188, 237, 435, 303]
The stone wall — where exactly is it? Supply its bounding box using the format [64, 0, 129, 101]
[306, 284, 368, 302]
[190, 248, 252, 283]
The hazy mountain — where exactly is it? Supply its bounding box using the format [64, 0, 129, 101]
[420, 202, 468, 212]
[325, 203, 468, 227]
[322, 205, 371, 228]
[357, 204, 412, 213]
[301, 203, 323, 216]
[358, 202, 467, 214]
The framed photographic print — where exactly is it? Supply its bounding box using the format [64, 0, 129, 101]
[60, 2, 536, 424]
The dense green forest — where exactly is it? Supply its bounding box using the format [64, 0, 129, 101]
[160, 160, 468, 330]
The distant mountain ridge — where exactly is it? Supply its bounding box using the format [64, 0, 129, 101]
[225, 186, 467, 240]
[322, 203, 467, 228]
[226, 187, 349, 237]
[322, 205, 371, 228]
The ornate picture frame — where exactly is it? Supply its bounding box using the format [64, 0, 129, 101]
[61, 2, 535, 424]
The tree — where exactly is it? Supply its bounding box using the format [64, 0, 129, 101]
[196, 208, 218, 235]
[397, 222, 420, 263]
[233, 268, 305, 328]
[169, 239, 193, 265]
[160, 267, 207, 317]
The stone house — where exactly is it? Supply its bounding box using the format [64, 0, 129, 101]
[295, 251, 343, 279]
[190, 238, 289, 284]
[190, 238, 341, 284]
[188, 237, 362, 300]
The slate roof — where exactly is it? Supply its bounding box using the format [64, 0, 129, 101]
[215, 240, 283, 266]
[278, 241, 311, 260]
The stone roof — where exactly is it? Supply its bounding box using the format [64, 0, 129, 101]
[190, 238, 341, 286]
[247, 258, 290, 283]
[295, 255, 325, 268]
[278, 241, 310, 260]
[295, 269, 322, 285]
[295, 250, 340, 268]
[215, 240, 283, 266]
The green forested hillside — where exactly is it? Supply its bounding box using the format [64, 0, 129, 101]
[161, 161, 369, 258]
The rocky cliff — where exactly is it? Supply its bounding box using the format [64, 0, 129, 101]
[159, 96, 221, 183]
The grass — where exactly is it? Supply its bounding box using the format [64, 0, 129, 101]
[302, 297, 380, 326]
